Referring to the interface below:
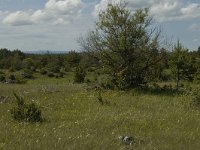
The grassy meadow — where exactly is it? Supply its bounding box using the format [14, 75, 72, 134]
[0, 73, 200, 150]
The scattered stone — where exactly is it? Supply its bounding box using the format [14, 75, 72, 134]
[21, 72, 32, 79]
[5, 79, 16, 84]
[118, 135, 135, 145]
[0, 96, 9, 104]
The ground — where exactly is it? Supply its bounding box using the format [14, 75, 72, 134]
[0, 74, 200, 150]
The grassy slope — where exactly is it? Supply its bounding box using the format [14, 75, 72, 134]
[0, 77, 200, 150]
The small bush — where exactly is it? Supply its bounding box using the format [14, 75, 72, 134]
[8, 74, 16, 80]
[21, 70, 33, 79]
[40, 68, 47, 75]
[74, 66, 86, 83]
[10, 93, 43, 122]
[47, 72, 55, 77]
[50, 66, 60, 73]
[96, 90, 110, 105]
[0, 75, 5, 82]
[191, 88, 200, 108]
[97, 91, 103, 105]
[9, 67, 15, 72]
[86, 79, 91, 83]
[64, 64, 71, 72]
[98, 75, 114, 90]
[59, 72, 64, 78]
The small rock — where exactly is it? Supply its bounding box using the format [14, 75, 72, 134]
[0, 96, 9, 104]
[5, 79, 16, 84]
[118, 135, 135, 145]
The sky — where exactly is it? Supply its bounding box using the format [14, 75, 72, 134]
[0, 0, 200, 52]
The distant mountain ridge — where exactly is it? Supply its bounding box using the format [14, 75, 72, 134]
[24, 50, 68, 54]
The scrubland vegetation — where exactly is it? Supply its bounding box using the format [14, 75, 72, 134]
[1, 3, 200, 150]
[1, 74, 200, 149]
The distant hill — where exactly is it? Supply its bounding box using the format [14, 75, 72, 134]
[24, 50, 68, 54]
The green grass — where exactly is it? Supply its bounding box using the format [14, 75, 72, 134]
[0, 76, 200, 149]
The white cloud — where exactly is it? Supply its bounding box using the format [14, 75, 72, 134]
[180, 3, 200, 20]
[94, 0, 200, 22]
[2, 0, 84, 26]
[2, 11, 33, 26]
[150, 1, 180, 21]
[45, 0, 83, 15]
[31, 10, 51, 23]
[3, 0, 200, 26]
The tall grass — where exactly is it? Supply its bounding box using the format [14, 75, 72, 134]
[0, 77, 200, 149]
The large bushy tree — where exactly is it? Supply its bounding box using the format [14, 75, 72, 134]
[79, 3, 164, 89]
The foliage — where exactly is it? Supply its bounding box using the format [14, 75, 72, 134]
[40, 68, 48, 75]
[193, 58, 200, 82]
[8, 74, 16, 81]
[79, 3, 164, 89]
[74, 66, 86, 83]
[191, 87, 200, 108]
[67, 51, 81, 68]
[169, 41, 191, 90]
[0, 74, 5, 82]
[97, 74, 115, 89]
[47, 63, 60, 73]
[10, 93, 42, 122]
[47, 72, 55, 78]
[21, 69, 34, 79]
[23, 58, 35, 71]
[0, 49, 25, 70]
[160, 69, 173, 81]
[97, 90, 103, 105]
[197, 46, 200, 56]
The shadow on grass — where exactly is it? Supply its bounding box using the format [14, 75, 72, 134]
[131, 84, 184, 96]
[86, 81, 186, 96]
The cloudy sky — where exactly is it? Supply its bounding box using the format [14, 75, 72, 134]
[0, 0, 200, 51]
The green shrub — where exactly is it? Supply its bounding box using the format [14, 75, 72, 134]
[0, 75, 5, 82]
[21, 70, 33, 79]
[96, 90, 110, 105]
[97, 91, 103, 105]
[40, 68, 47, 75]
[47, 72, 55, 77]
[64, 64, 71, 72]
[10, 93, 43, 122]
[191, 88, 200, 108]
[98, 75, 114, 90]
[74, 66, 86, 83]
[160, 69, 173, 81]
[59, 72, 64, 78]
[9, 67, 15, 72]
[55, 72, 64, 78]
[51, 66, 60, 73]
[8, 74, 16, 80]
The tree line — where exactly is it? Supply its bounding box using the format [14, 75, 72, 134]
[0, 44, 200, 88]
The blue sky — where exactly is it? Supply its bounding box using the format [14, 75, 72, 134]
[0, 0, 200, 51]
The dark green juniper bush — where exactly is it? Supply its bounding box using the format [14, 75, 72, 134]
[10, 92, 43, 122]
[74, 66, 86, 83]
